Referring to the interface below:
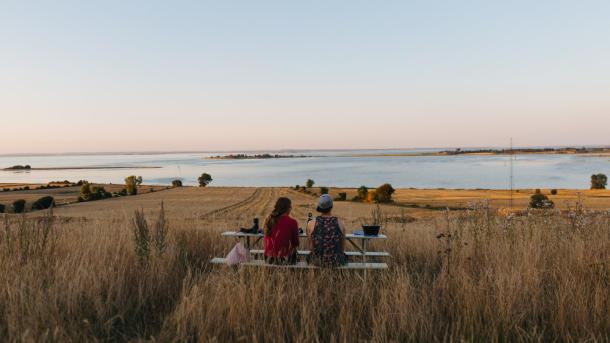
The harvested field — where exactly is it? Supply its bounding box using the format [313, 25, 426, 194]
[0, 187, 608, 341]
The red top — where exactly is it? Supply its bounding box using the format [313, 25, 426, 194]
[264, 215, 300, 258]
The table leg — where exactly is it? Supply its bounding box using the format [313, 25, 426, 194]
[362, 239, 368, 281]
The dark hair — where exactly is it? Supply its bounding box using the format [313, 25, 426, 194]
[264, 197, 292, 236]
[317, 206, 332, 214]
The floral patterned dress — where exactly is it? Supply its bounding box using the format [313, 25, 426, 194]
[309, 216, 347, 266]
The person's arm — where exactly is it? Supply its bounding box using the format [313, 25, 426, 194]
[306, 219, 316, 250]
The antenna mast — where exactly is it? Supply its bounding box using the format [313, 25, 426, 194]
[509, 138, 514, 209]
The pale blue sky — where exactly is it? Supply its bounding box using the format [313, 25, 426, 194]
[1, 1, 609, 153]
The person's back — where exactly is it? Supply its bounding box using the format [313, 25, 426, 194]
[264, 197, 299, 264]
[309, 216, 347, 266]
[307, 194, 347, 267]
[264, 215, 299, 259]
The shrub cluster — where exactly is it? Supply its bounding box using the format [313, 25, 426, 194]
[375, 183, 396, 203]
[590, 173, 607, 189]
[12, 200, 26, 213]
[353, 186, 369, 201]
[78, 182, 112, 202]
[32, 196, 55, 210]
[198, 173, 213, 187]
[352, 184, 396, 203]
[529, 190, 554, 209]
[335, 192, 347, 201]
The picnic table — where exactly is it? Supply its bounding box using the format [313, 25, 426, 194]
[213, 230, 389, 272]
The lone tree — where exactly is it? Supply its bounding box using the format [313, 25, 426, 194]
[172, 180, 183, 187]
[591, 173, 607, 189]
[306, 179, 315, 188]
[198, 173, 213, 187]
[529, 189, 554, 209]
[125, 176, 143, 195]
[375, 183, 396, 203]
[357, 186, 368, 200]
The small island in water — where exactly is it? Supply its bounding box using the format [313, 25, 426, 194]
[4, 165, 32, 170]
[208, 153, 312, 160]
[2, 165, 161, 171]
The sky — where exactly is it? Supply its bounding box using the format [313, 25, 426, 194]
[1, 0, 609, 154]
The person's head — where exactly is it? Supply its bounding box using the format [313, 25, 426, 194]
[264, 197, 292, 236]
[316, 194, 333, 215]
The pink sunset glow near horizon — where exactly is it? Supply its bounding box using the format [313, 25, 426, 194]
[2, 1, 609, 154]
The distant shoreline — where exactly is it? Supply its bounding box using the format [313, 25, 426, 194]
[2, 166, 161, 171]
[3, 145, 609, 157]
[350, 147, 610, 158]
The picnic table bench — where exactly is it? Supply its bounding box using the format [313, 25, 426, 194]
[210, 257, 387, 269]
[212, 230, 389, 273]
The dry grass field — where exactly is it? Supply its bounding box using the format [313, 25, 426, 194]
[0, 183, 169, 209]
[330, 187, 610, 212]
[0, 186, 609, 341]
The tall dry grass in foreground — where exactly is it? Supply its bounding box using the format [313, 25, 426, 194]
[0, 206, 608, 342]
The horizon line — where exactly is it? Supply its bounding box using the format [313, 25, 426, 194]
[1, 144, 609, 158]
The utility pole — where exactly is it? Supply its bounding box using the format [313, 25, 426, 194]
[508, 137, 515, 211]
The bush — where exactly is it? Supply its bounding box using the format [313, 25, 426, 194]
[91, 186, 112, 200]
[357, 186, 368, 200]
[80, 182, 112, 201]
[32, 196, 55, 210]
[335, 192, 347, 201]
[590, 174, 607, 189]
[320, 187, 329, 195]
[12, 199, 26, 213]
[375, 183, 396, 203]
[550, 189, 558, 195]
[172, 180, 183, 187]
[294, 185, 300, 190]
[23, 186, 30, 190]
[2, 188, 9, 192]
[198, 173, 213, 187]
[530, 190, 554, 209]
[306, 179, 315, 188]
[0, 204, 5, 213]
[125, 175, 143, 195]
[80, 182, 92, 200]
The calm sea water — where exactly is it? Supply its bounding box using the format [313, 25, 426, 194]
[0, 150, 608, 189]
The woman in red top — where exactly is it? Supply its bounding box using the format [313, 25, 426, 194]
[263, 197, 300, 264]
